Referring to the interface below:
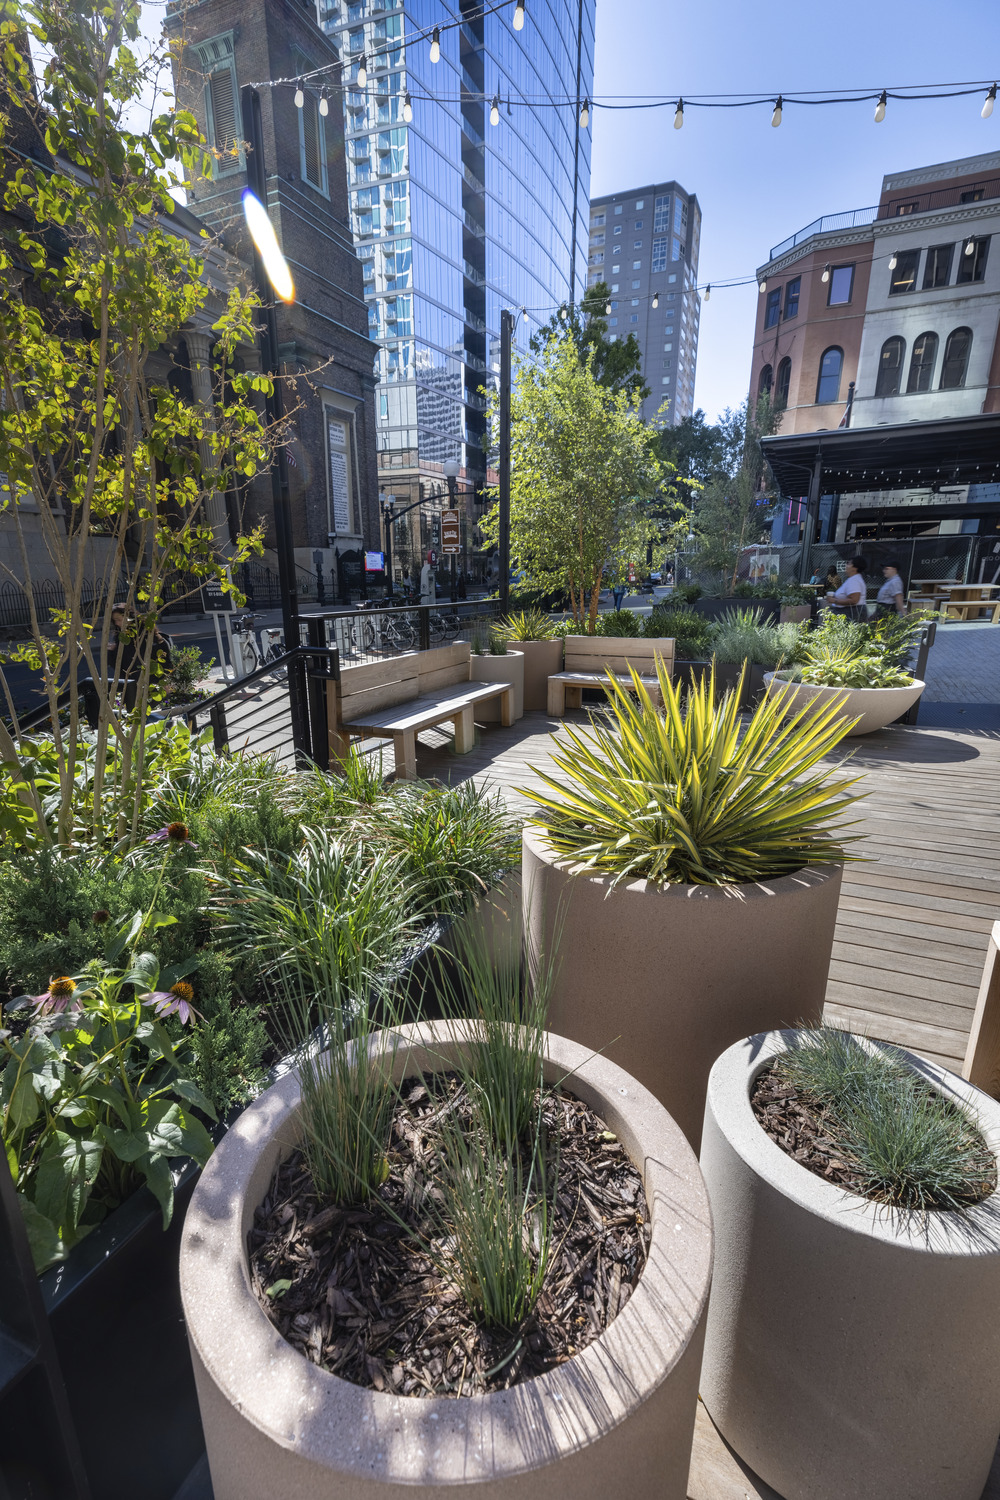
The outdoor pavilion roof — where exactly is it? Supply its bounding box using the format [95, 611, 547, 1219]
[759, 412, 1000, 497]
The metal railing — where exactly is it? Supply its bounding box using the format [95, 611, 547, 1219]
[312, 598, 501, 668]
[769, 177, 1000, 261]
[770, 206, 878, 260]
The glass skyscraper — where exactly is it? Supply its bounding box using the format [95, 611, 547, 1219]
[319, 0, 595, 583]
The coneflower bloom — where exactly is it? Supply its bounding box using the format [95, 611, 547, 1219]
[33, 977, 80, 1015]
[142, 980, 200, 1025]
[147, 821, 198, 849]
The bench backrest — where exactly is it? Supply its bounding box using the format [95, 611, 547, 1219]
[338, 642, 471, 723]
[563, 635, 675, 676]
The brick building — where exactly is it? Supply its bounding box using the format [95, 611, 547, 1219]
[167, 0, 380, 593]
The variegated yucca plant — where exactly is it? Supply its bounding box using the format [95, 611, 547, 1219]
[526, 661, 862, 886]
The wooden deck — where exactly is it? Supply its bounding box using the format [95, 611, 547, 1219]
[387, 706, 1000, 1077]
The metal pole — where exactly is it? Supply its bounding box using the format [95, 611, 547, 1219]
[499, 308, 513, 612]
[798, 453, 823, 584]
[240, 84, 309, 761]
[447, 473, 458, 602]
[382, 499, 394, 598]
[568, 0, 584, 305]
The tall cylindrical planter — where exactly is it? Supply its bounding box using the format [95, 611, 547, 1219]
[699, 1031, 1000, 1500]
[518, 638, 564, 713]
[470, 649, 524, 721]
[180, 1023, 713, 1500]
[522, 828, 842, 1149]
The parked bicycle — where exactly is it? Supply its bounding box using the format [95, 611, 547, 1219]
[229, 614, 285, 677]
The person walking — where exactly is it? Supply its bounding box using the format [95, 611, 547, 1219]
[875, 562, 906, 617]
[825, 556, 869, 621]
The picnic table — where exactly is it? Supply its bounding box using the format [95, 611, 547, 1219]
[907, 580, 1000, 622]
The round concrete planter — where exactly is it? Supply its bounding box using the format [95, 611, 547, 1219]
[764, 672, 925, 735]
[470, 649, 524, 721]
[522, 828, 842, 1149]
[516, 638, 564, 713]
[699, 1030, 1000, 1500]
[181, 1022, 712, 1500]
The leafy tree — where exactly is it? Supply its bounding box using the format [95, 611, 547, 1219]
[0, 1, 275, 844]
[481, 337, 675, 631]
[655, 407, 744, 486]
[529, 281, 649, 404]
[690, 394, 781, 589]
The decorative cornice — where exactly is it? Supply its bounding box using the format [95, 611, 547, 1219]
[872, 202, 1000, 237]
[760, 226, 874, 278]
[883, 152, 1000, 191]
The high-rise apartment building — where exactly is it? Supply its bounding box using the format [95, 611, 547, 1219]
[587, 180, 702, 425]
[321, 0, 595, 582]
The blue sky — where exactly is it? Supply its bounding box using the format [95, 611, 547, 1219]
[590, 0, 1000, 421]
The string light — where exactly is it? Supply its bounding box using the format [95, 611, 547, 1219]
[652, 291, 659, 308]
[429, 26, 441, 63]
[319, 93, 329, 117]
[605, 299, 612, 314]
[821, 263, 831, 282]
[403, 91, 413, 122]
[559, 305, 568, 321]
[965, 237, 976, 255]
[888, 252, 898, 270]
[771, 95, 783, 127]
[513, 0, 525, 29]
[294, 80, 304, 109]
[758, 279, 767, 295]
[673, 97, 684, 130]
[579, 97, 590, 128]
[874, 89, 887, 122]
[490, 93, 500, 126]
[984, 84, 997, 119]
[357, 55, 367, 89]
[704, 284, 711, 302]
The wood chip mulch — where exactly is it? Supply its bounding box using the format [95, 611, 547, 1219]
[751, 1063, 867, 1194]
[249, 1074, 650, 1397]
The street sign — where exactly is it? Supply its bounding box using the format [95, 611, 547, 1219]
[441, 508, 461, 555]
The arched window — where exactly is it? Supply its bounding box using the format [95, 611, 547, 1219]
[758, 364, 773, 397]
[815, 346, 843, 405]
[906, 331, 939, 393]
[940, 327, 973, 389]
[875, 336, 905, 397]
[775, 357, 791, 410]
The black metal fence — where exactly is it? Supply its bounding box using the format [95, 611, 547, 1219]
[311, 599, 502, 668]
[0, 576, 134, 631]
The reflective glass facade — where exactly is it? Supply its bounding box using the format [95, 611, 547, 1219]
[321, 0, 594, 564]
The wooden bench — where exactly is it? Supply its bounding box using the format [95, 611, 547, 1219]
[547, 635, 675, 717]
[330, 642, 515, 779]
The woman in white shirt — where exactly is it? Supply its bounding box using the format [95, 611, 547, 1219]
[875, 562, 906, 617]
[826, 556, 869, 622]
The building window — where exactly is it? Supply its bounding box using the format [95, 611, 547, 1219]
[633, 240, 643, 249]
[634, 220, 643, 229]
[671, 236, 683, 261]
[614, 205, 622, 214]
[893, 201, 920, 216]
[591, 232, 605, 245]
[827, 265, 855, 305]
[662, 375, 671, 384]
[663, 342, 673, 351]
[758, 363, 773, 397]
[783, 277, 801, 320]
[906, 331, 938, 392]
[889, 250, 920, 294]
[815, 346, 843, 404]
[611, 283, 619, 291]
[194, 33, 241, 174]
[632, 260, 642, 270]
[775, 357, 791, 410]
[923, 244, 953, 289]
[651, 237, 668, 272]
[609, 300, 618, 309]
[960, 187, 986, 203]
[957, 237, 990, 283]
[629, 314, 638, 323]
[673, 198, 686, 234]
[940, 326, 973, 388]
[613, 225, 622, 235]
[654, 195, 670, 232]
[875, 335, 905, 397]
[635, 199, 644, 209]
[590, 252, 604, 264]
[608, 317, 618, 326]
[764, 288, 781, 328]
[630, 298, 639, 305]
[591, 213, 606, 226]
[298, 87, 329, 193]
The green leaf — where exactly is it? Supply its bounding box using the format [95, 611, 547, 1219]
[266, 1279, 293, 1299]
[138, 1153, 174, 1227]
[170, 1077, 218, 1121]
[18, 1195, 68, 1274]
[33, 1130, 102, 1233]
[96, 1122, 151, 1162]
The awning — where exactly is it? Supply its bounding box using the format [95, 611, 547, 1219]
[760, 412, 1000, 497]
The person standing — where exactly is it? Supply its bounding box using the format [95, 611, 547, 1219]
[875, 562, 906, 616]
[825, 556, 869, 622]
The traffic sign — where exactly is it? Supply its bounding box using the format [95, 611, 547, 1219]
[441, 508, 461, 555]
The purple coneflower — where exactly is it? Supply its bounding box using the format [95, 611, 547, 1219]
[142, 980, 200, 1025]
[33, 976, 80, 1015]
[147, 821, 198, 849]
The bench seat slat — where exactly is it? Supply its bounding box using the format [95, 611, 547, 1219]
[345, 681, 513, 733]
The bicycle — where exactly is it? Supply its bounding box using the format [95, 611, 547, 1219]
[229, 614, 285, 677]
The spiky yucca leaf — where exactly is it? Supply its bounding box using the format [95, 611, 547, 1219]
[525, 662, 862, 887]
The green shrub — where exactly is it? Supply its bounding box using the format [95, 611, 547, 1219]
[596, 608, 641, 638]
[643, 606, 713, 659]
[671, 581, 702, 603]
[526, 659, 860, 886]
[497, 608, 559, 642]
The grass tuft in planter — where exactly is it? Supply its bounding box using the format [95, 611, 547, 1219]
[762, 1028, 996, 1213]
[527, 658, 861, 886]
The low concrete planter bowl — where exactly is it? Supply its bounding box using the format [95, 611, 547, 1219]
[522, 828, 842, 1149]
[470, 649, 524, 721]
[699, 1030, 1000, 1500]
[180, 1022, 713, 1500]
[764, 672, 925, 735]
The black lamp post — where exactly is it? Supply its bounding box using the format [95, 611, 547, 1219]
[380, 494, 395, 598]
[444, 458, 460, 603]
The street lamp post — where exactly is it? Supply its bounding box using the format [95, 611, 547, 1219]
[380, 493, 395, 598]
[443, 458, 460, 603]
[498, 309, 513, 611]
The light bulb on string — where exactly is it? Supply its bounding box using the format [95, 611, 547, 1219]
[652, 291, 659, 308]
[605, 299, 612, 314]
[673, 97, 684, 130]
[294, 80, 304, 109]
[983, 84, 996, 119]
[965, 237, 976, 255]
[513, 0, 525, 30]
[703, 284, 711, 302]
[821, 263, 831, 282]
[490, 93, 500, 126]
[319, 93, 329, 117]
[888, 252, 898, 270]
[403, 91, 413, 122]
[771, 95, 783, 128]
[429, 26, 441, 63]
[758, 279, 767, 295]
[874, 89, 887, 123]
[357, 55, 367, 89]
[579, 97, 590, 129]
[559, 305, 568, 321]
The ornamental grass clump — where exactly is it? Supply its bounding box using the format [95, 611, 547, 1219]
[772, 1028, 996, 1213]
[498, 608, 559, 641]
[527, 659, 861, 887]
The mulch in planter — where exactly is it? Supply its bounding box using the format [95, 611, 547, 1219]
[249, 1074, 650, 1397]
[751, 1063, 996, 1206]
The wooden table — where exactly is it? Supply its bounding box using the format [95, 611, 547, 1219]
[906, 581, 1000, 621]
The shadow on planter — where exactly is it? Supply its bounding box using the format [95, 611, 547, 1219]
[672, 660, 767, 710]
